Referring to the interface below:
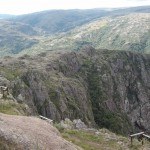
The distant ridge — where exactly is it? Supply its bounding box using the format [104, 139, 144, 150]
[10, 6, 150, 34]
[0, 6, 149, 56]
[0, 14, 14, 19]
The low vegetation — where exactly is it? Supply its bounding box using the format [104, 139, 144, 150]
[0, 100, 29, 115]
[60, 129, 150, 150]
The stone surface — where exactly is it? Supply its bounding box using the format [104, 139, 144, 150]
[0, 113, 82, 150]
[73, 119, 87, 129]
[60, 118, 87, 129]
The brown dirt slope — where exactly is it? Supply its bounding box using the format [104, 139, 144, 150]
[0, 113, 82, 150]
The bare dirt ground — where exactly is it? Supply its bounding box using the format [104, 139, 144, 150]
[0, 113, 82, 150]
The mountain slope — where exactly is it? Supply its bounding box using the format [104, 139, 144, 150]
[0, 20, 40, 56]
[11, 6, 150, 34]
[0, 6, 149, 56]
[20, 13, 150, 55]
[0, 14, 14, 19]
[12, 9, 109, 34]
[58, 13, 150, 53]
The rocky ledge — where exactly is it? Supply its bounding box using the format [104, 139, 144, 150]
[0, 113, 82, 150]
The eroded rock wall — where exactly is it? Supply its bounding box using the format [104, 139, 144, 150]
[0, 48, 149, 134]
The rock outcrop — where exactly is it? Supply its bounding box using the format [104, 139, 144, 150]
[0, 113, 82, 150]
[59, 118, 87, 130]
[0, 48, 149, 134]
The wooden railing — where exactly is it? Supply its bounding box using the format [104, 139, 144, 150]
[130, 132, 150, 146]
[143, 134, 150, 140]
[39, 115, 53, 124]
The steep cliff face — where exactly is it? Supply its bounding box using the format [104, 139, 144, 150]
[0, 52, 95, 126]
[84, 50, 150, 134]
[0, 48, 149, 134]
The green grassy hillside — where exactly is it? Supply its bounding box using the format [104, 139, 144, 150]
[60, 129, 150, 150]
